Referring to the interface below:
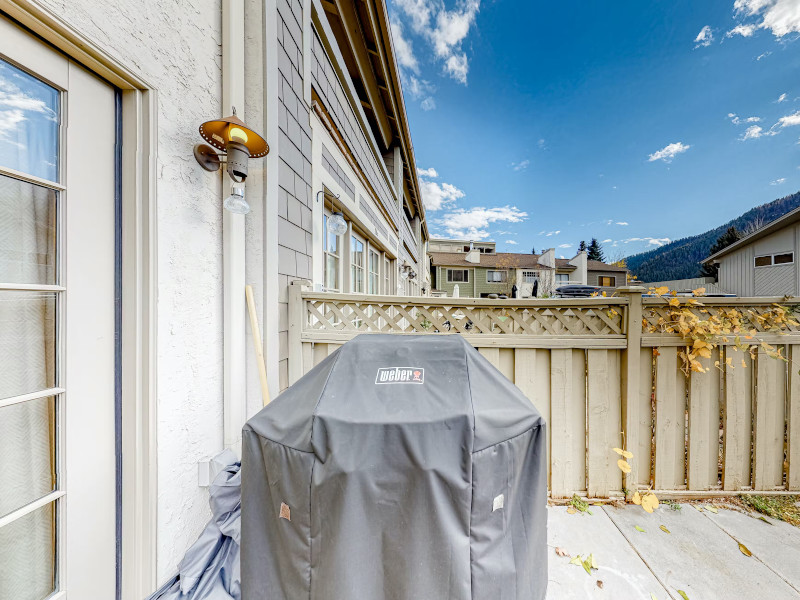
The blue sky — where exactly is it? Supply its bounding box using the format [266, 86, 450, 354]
[389, 0, 800, 260]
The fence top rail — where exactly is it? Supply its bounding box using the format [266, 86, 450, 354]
[299, 290, 631, 308]
[642, 296, 800, 306]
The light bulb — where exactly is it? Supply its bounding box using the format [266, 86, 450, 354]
[400, 268, 409, 280]
[224, 182, 250, 214]
[326, 212, 347, 236]
[228, 126, 249, 144]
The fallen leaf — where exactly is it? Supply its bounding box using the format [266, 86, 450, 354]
[739, 542, 752, 557]
[613, 447, 634, 459]
[642, 493, 660, 513]
[582, 557, 592, 575]
[596, 580, 604, 589]
[569, 556, 582, 566]
[617, 459, 632, 473]
[590, 554, 598, 569]
[635, 525, 646, 532]
[757, 515, 774, 525]
[567, 507, 577, 515]
[632, 491, 642, 505]
[693, 504, 704, 512]
[677, 591, 690, 600]
[651, 594, 659, 600]
[555, 547, 569, 557]
[660, 525, 671, 534]
[706, 505, 718, 514]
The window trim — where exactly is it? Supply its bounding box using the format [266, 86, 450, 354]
[754, 252, 794, 268]
[446, 268, 469, 283]
[323, 211, 341, 292]
[368, 248, 380, 295]
[598, 275, 616, 287]
[350, 232, 365, 293]
[521, 270, 539, 283]
[486, 269, 508, 283]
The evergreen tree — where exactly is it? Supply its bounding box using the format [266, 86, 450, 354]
[531, 246, 536, 254]
[700, 226, 741, 279]
[587, 238, 604, 261]
[578, 240, 587, 252]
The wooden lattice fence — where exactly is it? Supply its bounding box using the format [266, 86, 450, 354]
[288, 283, 800, 499]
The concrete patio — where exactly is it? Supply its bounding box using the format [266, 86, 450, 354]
[547, 503, 800, 599]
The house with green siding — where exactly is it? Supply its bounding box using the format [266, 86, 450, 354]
[429, 244, 628, 298]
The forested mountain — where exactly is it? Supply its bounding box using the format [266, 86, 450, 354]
[627, 191, 800, 283]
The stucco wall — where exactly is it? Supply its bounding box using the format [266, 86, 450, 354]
[34, 0, 226, 582]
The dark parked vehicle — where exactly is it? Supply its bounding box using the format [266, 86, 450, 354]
[555, 284, 601, 298]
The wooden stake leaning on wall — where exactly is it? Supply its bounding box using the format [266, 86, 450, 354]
[245, 285, 271, 406]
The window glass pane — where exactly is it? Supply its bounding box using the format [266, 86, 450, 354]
[0, 175, 57, 285]
[0, 501, 56, 600]
[351, 236, 363, 266]
[0, 395, 56, 517]
[0, 60, 60, 182]
[774, 253, 793, 265]
[754, 255, 772, 267]
[325, 255, 338, 291]
[0, 291, 56, 400]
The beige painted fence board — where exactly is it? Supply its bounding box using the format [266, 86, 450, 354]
[723, 346, 753, 491]
[754, 347, 786, 490]
[312, 342, 328, 368]
[498, 348, 515, 382]
[587, 350, 622, 497]
[789, 345, 800, 491]
[478, 347, 500, 370]
[550, 349, 586, 497]
[688, 348, 721, 490]
[655, 346, 687, 490]
[514, 348, 551, 486]
[636, 348, 654, 488]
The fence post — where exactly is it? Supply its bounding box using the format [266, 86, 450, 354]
[619, 286, 645, 497]
[288, 280, 311, 386]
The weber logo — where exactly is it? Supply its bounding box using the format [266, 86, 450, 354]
[375, 367, 424, 385]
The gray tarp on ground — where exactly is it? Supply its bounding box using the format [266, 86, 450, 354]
[149, 450, 241, 600]
[242, 334, 547, 600]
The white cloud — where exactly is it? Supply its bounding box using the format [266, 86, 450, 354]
[417, 166, 439, 178]
[394, 0, 481, 85]
[778, 110, 800, 127]
[731, 0, 800, 38]
[420, 179, 465, 211]
[444, 53, 469, 84]
[727, 23, 757, 37]
[511, 159, 530, 171]
[437, 205, 527, 239]
[420, 97, 437, 111]
[602, 238, 613, 243]
[777, 92, 788, 103]
[648, 142, 691, 163]
[557, 243, 572, 249]
[505, 239, 518, 245]
[740, 125, 772, 139]
[390, 20, 419, 74]
[757, 50, 772, 60]
[544, 230, 561, 237]
[616, 221, 629, 226]
[771, 177, 787, 185]
[537, 138, 547, 149]
[624, 237, 672, 247]
[728, 112, 762, 125]
[694, 25, 715, 47]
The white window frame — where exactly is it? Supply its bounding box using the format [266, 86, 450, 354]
[446, 268, 469, 283]
[323, 211, 341, 292]
[754, 252, 794, 268]
[556, 273, 570, 283]
[522, 270, 539, 283]
[350, 232, 365, 293]
[486, 269, 508, 283]
[368, 248, 380, 295]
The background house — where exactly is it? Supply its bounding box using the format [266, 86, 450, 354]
[702, 205, 800, 296]
[429, 240, 628, 297]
